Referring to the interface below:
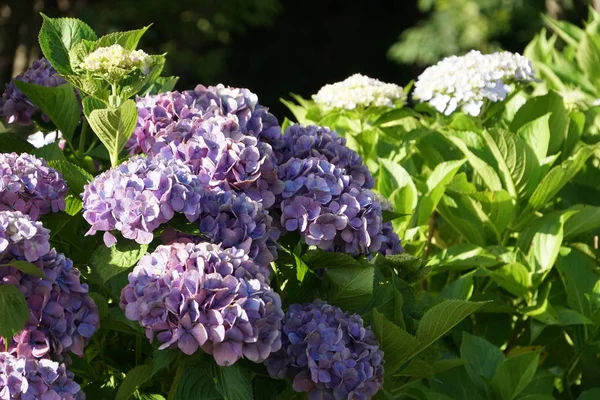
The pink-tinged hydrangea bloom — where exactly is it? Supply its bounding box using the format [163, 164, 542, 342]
[120, 242, 284, 366]
[0, 211, 50, 262]
[277, 157, 384, 256]
[0, 352, 85, 399]
[265, 300, 384, 400]
[161, 189, 279, 267]
[0, 58, 70, 126]
[81, 156, 205, 246]
[0, 153, 68, 220]
[0, 249, 99, 360]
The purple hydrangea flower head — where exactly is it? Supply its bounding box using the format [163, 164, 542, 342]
[0, 153, 68, 220]
[0, 352, 85, 399]
[82, 155, 205, 246]
[0, 249, 99, 359]
[120, 242, 284, 365]
[0, 58, 69, 126]
[375, 195, 404, 256]
[275, 124, 374, 190]
[161, 189, 279, 267]
[265, 300, 384, 400]
[277, 157, 384, 256]
[0, 210, 50, 262]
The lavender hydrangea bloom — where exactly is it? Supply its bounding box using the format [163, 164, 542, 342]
[0, 153, 68, 220]
[162, 190, 279, 267]
[265, 300, 384, 400]
[0, 58, 69, 126]
[0, 211, 50, 262]
[0, 249, 99, 359]
[277, 157, 384, 255]
[0, 352, 85, 399]
[82, 156, 205, 246]
[120, 242, 283, 366]
[275, 124, 374, 190]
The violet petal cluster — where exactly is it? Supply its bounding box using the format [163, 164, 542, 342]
[274, 124, 374, 190]
[0, 352, 84, 399]
[0, 58, 68, 126]
[120, 242, 284, 366]
[161, 190, 279, 267]
[265, 300, 384, 400]
[0, 210, 50, 262]
[0, 153, 68, 220]
[82, 156, 205, 246]
[0, 249, 99, 359]
[278, 157, 384, 255]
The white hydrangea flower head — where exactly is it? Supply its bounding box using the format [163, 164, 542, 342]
[413, 50, 535, 116]
[80, 44, 153, 76]
[313, 73, 405, 111]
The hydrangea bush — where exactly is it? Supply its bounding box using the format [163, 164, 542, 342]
[1, 11, 599, 400]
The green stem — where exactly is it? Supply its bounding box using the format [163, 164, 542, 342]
[85, 137, 98, 155]
[78, 119, 89, 153]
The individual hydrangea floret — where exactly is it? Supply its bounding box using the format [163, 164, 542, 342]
[82, 155, 205, 246]
[0, 210, 50, 262]
[0, 249, 99, 359]
[413, 50, 536, 116]
[161, 189, 279, 267]
[0, 352, 85, 399]
[274, 124, 374, 190]
[0, 58, 69, 125]
[277, 157, 384, 256]
[313, 73, 405, 111]
[80, 44, 153, 77]
[265, 300, 384, 400]
[0, 152, 68, 220]
[120, 242, 284, 366]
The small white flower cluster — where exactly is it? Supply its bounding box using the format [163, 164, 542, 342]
[413, 50, 536, 116]
[313, 73, 405, 111]
[80, 44, 153, 76]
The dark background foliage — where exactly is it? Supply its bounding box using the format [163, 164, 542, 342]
[0, 0, 595, 116]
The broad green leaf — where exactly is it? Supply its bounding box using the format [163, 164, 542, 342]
[302, 250, 362, 270]
[87, 99, 138, 166]
[564, 112, 585, 159]
[115, 364, 153, 400]
[520, 282, 552, 316]
[397, 359, 436, 378]
[371, 309, 421, 376]
[212, 363, 252, 400]
[0, 132, 35, 153]
[556, 247, 600, 317]
[140, 395, 166, 400]
[554, 306, 594, 325]
[13, 81, 81, 142]
[516, 114, 551, 162]
[90, 241, 148, 283]
[438, 193, 492, 246]
[579, 389, 600, 400]
[39, 14, 97, 75]
[414, 160, 465, 226]
[0, 260, 46, 279]
[440, 271, 475, 300]
[470, 190, 515, 236]
[377, 158, 416, 198]
[478, 130, 518, 198]
[324, 264, 374, 312]
[488, 263, 531, 297]
[542, 15, 583, 46]
[32, 142, 66, 162]
[446, 136, 503, 192]
[564, 205, 600, 239]
[95, 25, 151, 50]
[48, 160, 93, 197]
[428, 244, 500, 271]
[120, 55, 166, 100]
[461, 332, 505, 397]
[65, 74, 110, 102]
[416, 300, 486, 353]
[0, 285, 29, 347]
[152, 349, 178, 375]
[281, 98, 308, 124]
[430, 367, 485, 400]
[491, 351, 541, 400]
[292, 254, 310, 282]
[576, 33, 600, 85]
[140, 76, 180, 96]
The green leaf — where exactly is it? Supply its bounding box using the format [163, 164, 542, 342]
[430, 367, 485, 400]
[516, 114, 551, 162]
[542, 15, 583, 46]
[47, 160, 93, 197]
[32, 142, 66, 162]
[140, 76, 180, 96]
[0, 132, 35, 153]
[174, 366, 221, 400]
[397, 359, 436, 378]
[87, 99, 138, 166]
[152, 349, 178, 375]
[576, 33, 600, 85]
[414, 160, 465, 226]
[556, 247, 600, 318]
[302, 250, 362, 270]
[324, 264, 374, 312]
[446, 135, 503, 192]
[416, 300, 486, 352]
[88, 292, 108, 319]
[440, 271, 475, 300]
[461, 332, 505, 396]
[491, 350, 541, 400]
[579, 389, 600, 400]
[212, 363, 252, 400]
[564, 205, 600, 239]
[13, 82, 81, 142]
[0, 285, 29, 346]
[120, 55, 166, 100]
[90, 241, 148, 283]
[437, 193, 491, 247]
[115, 364, 154, 400]
[371, 309, 421, 376]
[488, 263, 532, 296]
[428, 244, 501, 271]
[377, 158, 417, 201]
[39, 14, 97, 75]
[95, 25, 151, 50]
[0, 260, 46, 279]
